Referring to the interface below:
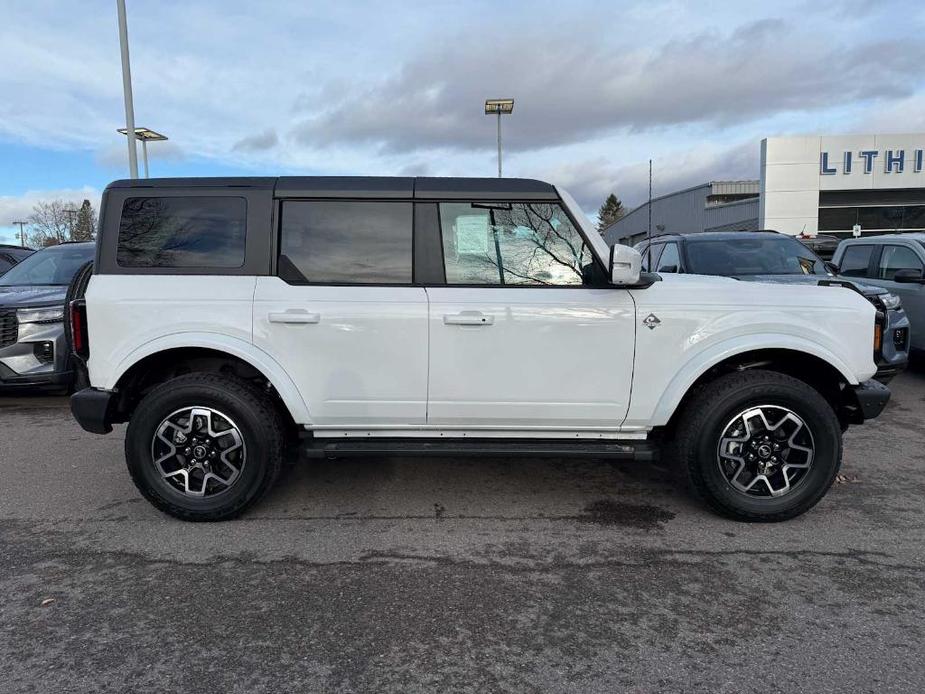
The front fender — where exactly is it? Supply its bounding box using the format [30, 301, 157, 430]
[644, 334, 859, 427]
[104, 332, 312, 425]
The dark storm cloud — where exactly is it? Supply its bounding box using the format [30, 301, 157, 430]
[290, 19, 925, 155]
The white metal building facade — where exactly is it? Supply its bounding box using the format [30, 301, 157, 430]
[603, 133, 925, 247]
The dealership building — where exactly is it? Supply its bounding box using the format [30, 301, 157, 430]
[603, 134, 925, 247]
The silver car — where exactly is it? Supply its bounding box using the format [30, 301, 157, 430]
[832, 233, 925, 354]
[0, 242, 95, 390]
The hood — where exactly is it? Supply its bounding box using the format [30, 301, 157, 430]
[0, 285, 67, 308]
[731, 274, 886, 297]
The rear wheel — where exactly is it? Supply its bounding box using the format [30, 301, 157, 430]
[125, 373, 284, 521]
[672, 369, 842, 522]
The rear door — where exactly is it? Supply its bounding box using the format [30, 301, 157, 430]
[252, 199, 428, 428]
[424, 199, 636, 430]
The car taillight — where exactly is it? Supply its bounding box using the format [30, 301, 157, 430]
[70, 299, 88, 359]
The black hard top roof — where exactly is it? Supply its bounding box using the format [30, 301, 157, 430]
[106, 176, 559, 200]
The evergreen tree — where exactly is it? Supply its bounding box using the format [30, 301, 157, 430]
[72, 199, 97, 241]
[597, 193, 626, 233]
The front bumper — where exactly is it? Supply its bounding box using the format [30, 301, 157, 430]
[70, 387, 115, 434]
[873, 308, 910, 383]
[840, 379, 891, 425]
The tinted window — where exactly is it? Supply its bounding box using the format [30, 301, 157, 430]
[0, 245, 94, 286]
[279, 201, 412, 284]
[117, 197, 246, 268]
[657, 243, 680, 272]
[439, 202, 594, 285]
[684, 237, 826, 276]
[0, 255, 13, 274]
[878, 245, 923, 280]
[819, 205, 925, 231]
[640, 244, 663, 272]
[838, 245, 873, 277]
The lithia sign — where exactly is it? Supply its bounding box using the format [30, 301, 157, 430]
[820, 147, 925, 175]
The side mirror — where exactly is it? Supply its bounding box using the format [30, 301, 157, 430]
[825, 261, 839, 275]
[609, 245, 642, 285]
[893, 268, 925, 284]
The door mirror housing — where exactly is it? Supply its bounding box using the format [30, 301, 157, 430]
[893, 268, 925, 284]
[609, 245, 642, 285]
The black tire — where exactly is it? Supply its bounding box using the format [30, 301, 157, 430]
[672, 369, 842, 522]
[125, 373, 284, 521]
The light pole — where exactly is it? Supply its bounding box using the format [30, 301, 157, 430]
[11, 221, 27, 247]
[117, 0, 138, 179]
[484, 99, 514, 178]
[118, 127, 169, 178]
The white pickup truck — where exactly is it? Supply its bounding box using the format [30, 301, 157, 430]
[68, 176, 890, 522]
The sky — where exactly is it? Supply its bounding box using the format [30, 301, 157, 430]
[1, 0, 924, 244]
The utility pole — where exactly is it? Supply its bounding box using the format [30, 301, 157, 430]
[117, 0, 139, 178]
[11, 221, 27, 247]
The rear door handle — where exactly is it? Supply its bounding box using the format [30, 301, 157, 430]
[268, 311, 321, 324]
[443, 311, 494, 326]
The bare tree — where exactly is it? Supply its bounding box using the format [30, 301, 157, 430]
[26, 198, 98, 247]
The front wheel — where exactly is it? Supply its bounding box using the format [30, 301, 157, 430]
[125, 373, 285, 521]
[672, 370, 842, 522]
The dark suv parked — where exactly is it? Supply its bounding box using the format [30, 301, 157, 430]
[634, 231, 910, 381]
[0, 241, 95, 389]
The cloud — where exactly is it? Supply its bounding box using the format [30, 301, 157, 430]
[290, 18, 925, 156]
[232, 129, 279, 153]
[535, 141, 759, 213]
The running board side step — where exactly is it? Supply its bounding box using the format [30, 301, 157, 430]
[302, 438, 659, 462]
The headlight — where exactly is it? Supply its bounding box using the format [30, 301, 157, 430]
[878, 293, 902, 311]
[17, 306, 64, 324]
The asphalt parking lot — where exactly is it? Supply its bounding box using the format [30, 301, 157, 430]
[1, 367, 924, 693]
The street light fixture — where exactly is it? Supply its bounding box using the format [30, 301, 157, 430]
[484, 99, 514, 178]
[117, 127, 168, 178]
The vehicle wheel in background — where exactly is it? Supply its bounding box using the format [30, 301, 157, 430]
[672, 369, 842, 522]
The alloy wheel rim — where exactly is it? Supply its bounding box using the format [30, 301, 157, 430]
[716, 405, 815, 498]
[151, 406, 246, 498]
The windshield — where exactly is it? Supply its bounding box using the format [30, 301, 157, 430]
[685, 237, 828, 276]
[0, 245, 94, 286]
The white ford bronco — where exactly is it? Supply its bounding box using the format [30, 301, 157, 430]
[69, 176, 890, 522]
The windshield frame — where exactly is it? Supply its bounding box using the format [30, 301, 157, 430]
[0, 245, 95, 287]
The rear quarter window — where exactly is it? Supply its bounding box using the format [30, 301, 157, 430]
[116, 196, 246, 268]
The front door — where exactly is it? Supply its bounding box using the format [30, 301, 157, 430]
[874, 243, 925, 350]
[425, 200, 636, 430]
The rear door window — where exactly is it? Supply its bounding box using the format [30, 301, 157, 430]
[278, 201, 413, 284]
[117, 196, 246, 268]
[877, 245, 924, 280]
[838, 245, 873, 277]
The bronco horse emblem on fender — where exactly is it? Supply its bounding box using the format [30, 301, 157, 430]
[643, 313, 661, 330]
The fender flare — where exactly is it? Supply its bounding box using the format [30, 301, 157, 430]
[648, 333, 859, 426]
[109, 332, 312, 424]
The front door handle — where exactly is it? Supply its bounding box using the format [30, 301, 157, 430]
[268, 311, 321, 324]
[443, 311, 494, 326]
